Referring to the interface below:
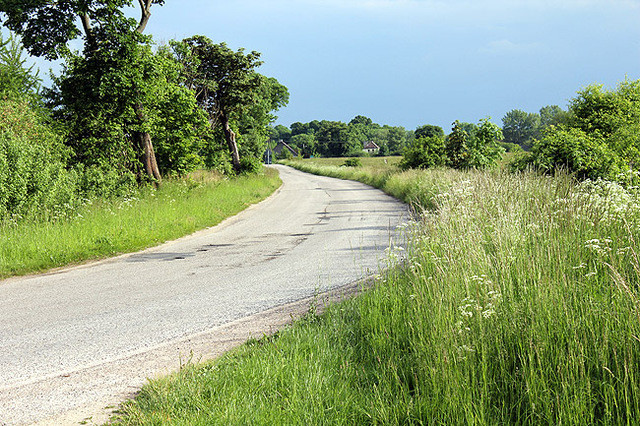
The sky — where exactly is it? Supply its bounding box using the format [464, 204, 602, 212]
[11, 0, 640, 132]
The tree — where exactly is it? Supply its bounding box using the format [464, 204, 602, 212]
[0, 32, 40, 100]
[414, 124, 444, 140]
[446, 120, 470, 169]
[289, 133, 317, 157]
[539, 105, 568, 129]
[468, 118, 504, 168]
[501, 109, 541, 150]
[236, 75, 289, 170]
[1, 0, 166, 183]
[272, 124, 292, 142]
[515, 79, 640, 181]
[316, 120, 349, 157]
[446, 118, 504, 169]
[173, 36, 265, 173]
[349, 115, 373, 126]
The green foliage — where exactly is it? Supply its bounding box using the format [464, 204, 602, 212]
[0, 0, 165, 60]
[414, 124, 444, 140]
[283, 117, 410, 157]
[0, 98, 78, 218]
[0, 32, 40, 100]
[539, 104, 569, 129]
[514, 127, 624, 180]
[501, 109, 541, 150]
[514, 79, 640, 182]
[446, 119, 504, 169]
[115, 165, 640, 425]
[289, 133, 317, 157]
[172, 36, 288, 172]
[400, 136, 446, 170]
[342, 158, 362, 167]
[48, 37, 209, 185]
[446, 120, 470, 169]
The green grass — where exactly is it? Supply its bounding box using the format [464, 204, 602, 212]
[113, 162, 640, 425]
[0, 168, 281, 279]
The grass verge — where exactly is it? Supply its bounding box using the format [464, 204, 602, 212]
[0, 168, 281, 279]
[113, 161, 640, 424]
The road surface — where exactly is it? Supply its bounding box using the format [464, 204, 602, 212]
[0, 165, 408, 424]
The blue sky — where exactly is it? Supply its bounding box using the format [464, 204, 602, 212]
[15, 0, 640, 131]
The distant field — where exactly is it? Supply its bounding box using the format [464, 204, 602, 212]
[298, 155, 402, 169]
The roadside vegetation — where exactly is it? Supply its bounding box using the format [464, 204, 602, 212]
[114, 160, 640, 424]
[1, 9, 287, 279]
[0, 169, 280, 279]
[113, 78, 640, 424]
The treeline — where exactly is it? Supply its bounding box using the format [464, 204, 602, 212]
[0, 1, 288, 219]
[270, 115, 412, 157]
[400, 79, 640, 183]
[505, 80, 640, 181]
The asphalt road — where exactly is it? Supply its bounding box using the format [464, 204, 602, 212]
[0, 165, 408, 425]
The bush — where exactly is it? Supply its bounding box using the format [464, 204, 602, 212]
[0, 99, 79, 219]
[516, 127, 625, 180]
[513, 79, 640, 182]
[399, 136, 446, 170]
[342, 158, 362, 167]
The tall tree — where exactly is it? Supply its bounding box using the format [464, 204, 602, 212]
[173, 36, 266, 173]
[1, 0, 166, 183]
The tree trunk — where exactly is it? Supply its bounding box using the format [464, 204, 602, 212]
[134, 102, 162, 185]
[221, 113, 241, 173]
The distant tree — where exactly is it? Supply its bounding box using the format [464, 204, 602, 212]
[539, 105, 568, 129]
[502, 109, 541, 150]
[468, 118, 504, 168]
[316, 120, 349, 157]
[515, 79, 640, 181]
[446, 120, 470, 169]
[289, 133, 317, 157]
[349, 115, 373, 126]
[272, 124, 292, 142]
[382, 126, 408, 155]
[414, 124, 444, 140]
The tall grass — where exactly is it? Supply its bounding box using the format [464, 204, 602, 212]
[114, 164, 640, 424]
[0, 168, 281, 279]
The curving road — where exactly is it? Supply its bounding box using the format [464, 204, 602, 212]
[0, 165, 408, 424]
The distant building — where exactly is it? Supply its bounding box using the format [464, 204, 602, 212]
[264, 140, 299, 163]
[363, 141, 380, 155]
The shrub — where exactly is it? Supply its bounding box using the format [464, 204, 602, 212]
[342, 158, 362, 167]
[513, 79, 640, 182]
[400, 136, 446, 170]
[0, 99, 78, 219]
[518, 127, 624, 180]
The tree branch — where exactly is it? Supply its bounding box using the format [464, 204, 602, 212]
[136, 0, 153, 33]
[80, 13, 96, 48]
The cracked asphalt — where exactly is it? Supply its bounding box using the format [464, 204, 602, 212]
[0, 165, 408, 425]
